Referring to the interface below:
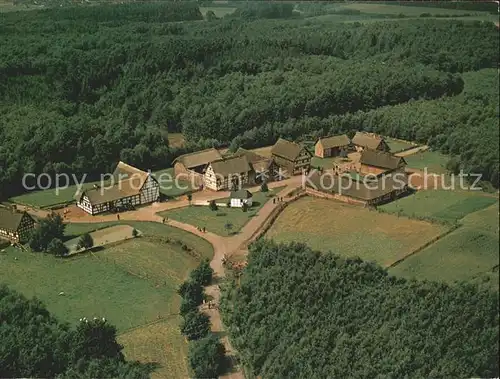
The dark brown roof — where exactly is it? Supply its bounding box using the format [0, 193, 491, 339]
[173, 148, 222, 169]
[360, 150, 406, 170]
[230, 190, 253, 199]
[75, 162, 153, 205]
[234, 148, 274, 173]
[209, 155, 251, 177]
[0, 207, 32, 232]
[271, 138, 310, 161]
[316, 135, 350, 150]
[352, 132, 385, 150]
[306, 170, 408, 201]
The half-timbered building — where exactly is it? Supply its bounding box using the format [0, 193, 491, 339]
[173, 148, 222, 187]
[75, 162, 160, 215]
[204, 155, 253, 191]
[271, 138, 312, 177]
[352, 132, 390, 152]
[314, 135, 351, 158]
[233, 148, 280, 182]
[359, 150, 407, 176]
[0, 207, 36, 243]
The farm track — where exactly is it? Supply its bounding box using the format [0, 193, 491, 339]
[26, 176, 303, 379]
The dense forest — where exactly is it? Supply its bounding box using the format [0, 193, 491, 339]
[0, 285, 152, 378]
[0, 2, 499, 199]
[221, 240, 499, 378]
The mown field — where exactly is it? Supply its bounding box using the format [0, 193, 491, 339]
[385, 137, 415, 153]
[266, 197, 447, 267]
[379, 189, 498, 224]
[159, 186, 285, 236]
[389, 202, 499, 290]
[404, 151, 450, 174]
[8, 167, 196, 209]
[0, 221, 213, 378]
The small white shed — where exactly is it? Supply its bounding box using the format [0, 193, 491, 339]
[230, 190, 253, 208]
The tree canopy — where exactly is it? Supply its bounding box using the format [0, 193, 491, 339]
[221, 240, 499, 378]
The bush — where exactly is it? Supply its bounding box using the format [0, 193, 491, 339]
[180, 310, 211, 341]
[47, 238, 68, 257]
[190, 259, 214, 286]
[209, 200, 218, 211]
[260, 182, 269, 192]
[178, 280, 204, 305]
[180, 298, 198, 316]
[132, 228, 139, 238]
[76, 233, 94, 250]
[188, 334, 226, 378]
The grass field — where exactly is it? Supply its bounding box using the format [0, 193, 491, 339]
[64, 224, 137, 253]
[379, 190, 498, 224]
[159, 187, 285, 236]
[404, 150, 450, 174]
[385, 137, 416, 153]
[389, 202, 499, 289]
[1, 221, 213, 378]
[266, 197, 447, 267]
[9, 167, 195, 209]
[199, 6, 236, 18]
[340, 3, 490, 16]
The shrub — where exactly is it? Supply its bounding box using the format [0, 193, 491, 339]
[190, 259, 214, 286]
[188, 334, 226, 378]
[77, 233, 94, 250]
[47, 238, 68, 257]
[180, 310, 210, 341]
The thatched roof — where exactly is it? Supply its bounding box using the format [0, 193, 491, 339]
[352, 132, 385, 150]
[316, 135, 350, 150]
[271, 138, 309, 161]
[360, 150, 406, 170]
[209, 156, 251, 177]
[173, 148, 222, 169]
[230, 190, 253, 199]
[0, 207, 33, 232]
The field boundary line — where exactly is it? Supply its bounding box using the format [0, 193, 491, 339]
[118, 313, 180, 336]
[387, 223, 462, 269]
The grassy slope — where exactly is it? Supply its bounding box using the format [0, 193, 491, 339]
[404, 151, 450, 174]
[159, 187, 285, 236]
[389, 202, 499, 288]
[1, 221, 213, 378]
[266, 197, 446, 267]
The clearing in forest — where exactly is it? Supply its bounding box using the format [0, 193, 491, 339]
[389, 202, 499, 289]
[1, 221, 213, 378]
[266, 197, 446, 267]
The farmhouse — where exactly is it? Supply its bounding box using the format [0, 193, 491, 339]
[173, 148, 222, 187]
[230, 189, 253, 208]
[305, 170, 408, 206]
[315, 135, 350, 158]
[75, 162, 160, 215]
[271, 138, 312, 177]
[204, 155, 253, 191]
[352, 132, 390, 152]
[0, 207, 36, 243]
[359, 150, 407, 176]
[233, 148, 280, 182]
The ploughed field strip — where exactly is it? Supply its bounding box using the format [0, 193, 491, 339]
[266, 197, 447, 267]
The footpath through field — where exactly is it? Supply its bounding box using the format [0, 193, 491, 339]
[52, 175, 303, 379]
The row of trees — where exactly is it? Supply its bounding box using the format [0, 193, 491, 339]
[221, 240, 499, 378]
[0, 285, 152, 378]
[177, 260, 227, 378]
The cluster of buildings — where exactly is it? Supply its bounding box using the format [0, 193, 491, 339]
[0, 132, 410, 237]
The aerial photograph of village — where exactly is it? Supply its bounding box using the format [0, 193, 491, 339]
[0, 0, 498, 378]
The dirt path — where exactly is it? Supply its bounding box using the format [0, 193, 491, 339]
[50, 175, 303, 379]
[395, 145, 429, 157]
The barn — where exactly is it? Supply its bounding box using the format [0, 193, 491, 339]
[230, 190, 253, 208]
[233, 148, 280, 182]
[271, 138, 312, 177]
[75, 162, 160, 215]
[352, 132, 390, 153]
[305, 170, 409, 206]
[314, 135, 350, 158]
[359, 150, 407, 176]
[204, 155, 253, 191]
[0, 207, 36, 244]
[173, 148, 223, 187]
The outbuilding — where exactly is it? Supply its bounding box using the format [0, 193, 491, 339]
[230, 190, 253, 208]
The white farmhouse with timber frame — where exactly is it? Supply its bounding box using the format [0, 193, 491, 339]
[75, 162, 160, 215]
[0, 207, 36, 244]
[204, 155, 253, 191]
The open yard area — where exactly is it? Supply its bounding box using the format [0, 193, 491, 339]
[64, 224, 137, 254]
[404, 150, 449, 174]
[153, 168, 197, 198]
[159, 187, 285, 236]
[379, 189, 498, 224]
[389, 202, 499, 289]
[1, 221, 213, 378]
[266, 197, 447, 267]
[385, 137, 416, 153]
